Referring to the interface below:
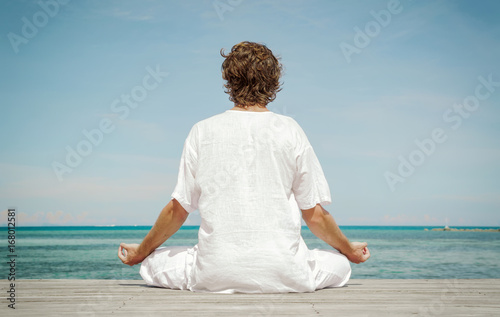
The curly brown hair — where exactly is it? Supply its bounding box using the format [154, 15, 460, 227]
[221, 41, 283, 107]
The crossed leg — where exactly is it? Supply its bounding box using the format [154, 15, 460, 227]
[140, 246, 193, 290]
[311, 248, 352, 290]
[140, 246, 351, 291]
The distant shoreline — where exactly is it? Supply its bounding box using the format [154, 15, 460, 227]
[426, 227, 500, 232]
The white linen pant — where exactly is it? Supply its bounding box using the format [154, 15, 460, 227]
[139, 246, 351, 292]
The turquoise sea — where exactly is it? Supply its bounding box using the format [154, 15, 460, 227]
[2, 226, 500, 280]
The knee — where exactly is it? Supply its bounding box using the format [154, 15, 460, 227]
[341, 255, 352, 276]
[337, 255, 352, 286]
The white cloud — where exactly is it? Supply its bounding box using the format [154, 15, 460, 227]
[431, 194, 500, 204]
[0, 209, 91, 226]
[383, 213, 419, 225]
[0, 161, 176, 203]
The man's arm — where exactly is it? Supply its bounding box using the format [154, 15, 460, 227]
[302, 204, 370, 264]
[118, 198, 189, 266]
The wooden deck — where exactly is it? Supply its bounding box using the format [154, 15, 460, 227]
[2, 279, 499, 316]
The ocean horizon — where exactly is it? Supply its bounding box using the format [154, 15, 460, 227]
[2, 225, 500, 280]
[6, 224, 500, 230]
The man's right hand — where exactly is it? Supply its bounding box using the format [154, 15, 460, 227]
[302, 204, 371, 264]
[346, 242, 370, 264]
[118, 243, 146, 266]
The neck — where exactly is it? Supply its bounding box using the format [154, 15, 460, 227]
[231, 104, 269, 112]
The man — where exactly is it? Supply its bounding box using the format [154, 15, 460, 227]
[118, 41, 370, 293]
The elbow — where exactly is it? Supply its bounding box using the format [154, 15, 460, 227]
[172, 199, 189, 223]
[308, 213, 326, 228]
[302, 204, 328, 227]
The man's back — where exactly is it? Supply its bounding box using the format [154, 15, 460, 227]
[172, 110, 329, 293]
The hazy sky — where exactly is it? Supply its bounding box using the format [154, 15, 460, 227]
[1, 0, 499, 226]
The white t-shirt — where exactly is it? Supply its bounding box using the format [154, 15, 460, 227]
[172, 110, 332, 293]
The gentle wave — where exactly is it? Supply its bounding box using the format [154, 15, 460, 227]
[2, 226, 499, 280]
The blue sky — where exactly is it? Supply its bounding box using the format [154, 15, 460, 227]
[1, 0, 499, 226]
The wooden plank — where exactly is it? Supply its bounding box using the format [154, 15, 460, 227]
[1, 279, 499, 316]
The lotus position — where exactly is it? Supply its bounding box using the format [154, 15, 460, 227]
[118, 41, 370, 293]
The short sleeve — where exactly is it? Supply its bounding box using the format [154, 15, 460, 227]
[291, 125, 332, 210]
[171, 125, 200, 213]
